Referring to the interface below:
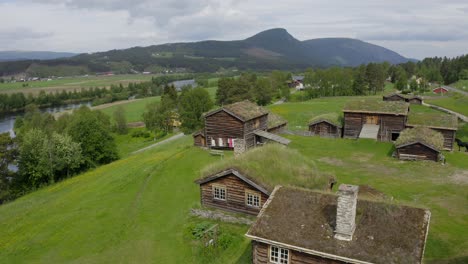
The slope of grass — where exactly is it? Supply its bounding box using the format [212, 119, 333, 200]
[100, 96, 162, 122]
[451, 79, 468, 91]
[425, 94, 468, 116]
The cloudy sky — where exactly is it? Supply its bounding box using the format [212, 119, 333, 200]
[1, 0, 467, 59]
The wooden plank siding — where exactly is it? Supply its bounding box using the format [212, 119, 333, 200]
[200, 174, 269, 215]
[193, 134, 206, 147]
[267, 123, 287, 134]
[344, 112, 406, 141]
[309, 122, 341, 138]
[397, 143, 439, 161]
[245, 115, 269, 149]
[405, 126, 455, 151]
[383, 95, 406, 102]
[252, 241, 346, 264]
[205, 110, 244, 148]
[408, 98, 423, 105]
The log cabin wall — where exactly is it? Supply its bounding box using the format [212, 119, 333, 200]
[309, 122, 340, 138]
[379, 115, 407, 141]
[343, 112, 406, 141]
[397, 143, 439, 161]
[205, 110, 244, 148]
[200, 174, 269, 215]
[343, 112, 363, 138]
[431, 128, 455, 151]
[244, 115, 268, 149]
[408, 98, 422, 105]
[383, 95, 405, 102]
[267, 124, 287, 134]
[252, 241, 346, 264]
[193, 135, 206, 147]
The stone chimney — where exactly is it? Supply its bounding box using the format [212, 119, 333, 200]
[334, 184, 359, 241]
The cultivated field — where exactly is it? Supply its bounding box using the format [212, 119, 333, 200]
[0, 74, 159, 95]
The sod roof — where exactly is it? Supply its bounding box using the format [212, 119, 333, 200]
[309, 113, 343, 127]
[200, 144, 330, 192]
[267, 113, 288, 129]
[383, 93, 422, 101]
[396, 127, 444, 151]
[343, 99, 409, 115]
[205, 100, 268, 121]
[407, 112, 458, 130]
[247, 186, 430, 264]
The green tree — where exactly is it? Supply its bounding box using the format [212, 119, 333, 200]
[47, 132, 82, 179]
[143, 102, 174, 134]
[178, 87, 213, 133]
[254, 78, 275, 105]
[17, 129, 51, 187]
[352, 65, 368, 95]
[113, 106, 128, 134]
[0, 133, 17, 202]
[409, 79, 419, 92]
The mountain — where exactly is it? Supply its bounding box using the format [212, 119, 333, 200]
[0, 51, 77, 62]
[0, 28, 412, 77]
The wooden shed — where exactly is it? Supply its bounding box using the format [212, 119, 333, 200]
[343, 100, 409, 141]
[308, 113, 342, 138]
[192, 129, 206, 147]
[246, 185, 431, 264]
[407, 96, 423, 105]
[194, 168, 271, 215]
[383, 93, 407, 102]
[266, 113, 288, 134]
[395, 127, 443, 161]
[406, 112, 458, 151]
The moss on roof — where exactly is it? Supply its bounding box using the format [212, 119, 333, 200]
[210, 100, 268, 121]
[396, 127, 444, 151]
[309, 113, 343, 127]
[200, 144, 331, 192]
[344, 99, 409, 115]
[407, 112, 458, 130]
[267, 112, 287, 129]
[247, 186, 430, 264]
[383, 93, 422, 100]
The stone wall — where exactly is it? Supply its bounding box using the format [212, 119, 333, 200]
[234, 139, 246, 156]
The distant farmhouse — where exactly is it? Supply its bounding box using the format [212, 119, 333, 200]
[288, 75, 305, 90]
[246, 184, 431, 264]
[194, 169, 271, 215]
[308, 113, 342, 138]
[343, 100, 409, 141]
[433, 87, 448, 94]
[193, 101, 289, 150]
[383, 93, 422, 105]
[169, 79, 197, 91]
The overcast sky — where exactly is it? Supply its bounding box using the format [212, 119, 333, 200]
[1, 0, 467, 59]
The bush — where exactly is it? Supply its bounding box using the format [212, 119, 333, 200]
[130, 130, 151, 138]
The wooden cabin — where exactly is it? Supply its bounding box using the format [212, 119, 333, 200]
[406, 112, 458, 151]
[192, 129, 206, 147]
[396, 142, 440, 161]
[308, 113, 342, 138]
[407, 96, 423, 105]
[194, 169, 271, 215]
[383, 93, 423, 105]
[246, 185, 431, 264]
[343, 100, 410, 141]
[266, 113, 288, 134]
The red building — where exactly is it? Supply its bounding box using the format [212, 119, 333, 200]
[433, 87, 448, 94]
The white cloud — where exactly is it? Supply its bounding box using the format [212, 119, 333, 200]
[1, 0, 467, 59]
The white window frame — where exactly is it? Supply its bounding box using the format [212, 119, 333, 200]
[212, 184, 226, 201]
[245, 190, 261, 208]
[269, 245, 289, 264]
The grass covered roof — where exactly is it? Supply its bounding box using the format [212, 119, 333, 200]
[344, 99, 409, 115]
[200, 144, 331, 192]
[407, 112, 458, 130]
[205, 100, 268, 121]
[267, 112, 288, 129]
[396, 127, 444, 151]
[309, 113, 343, 127]
[247, 186, 430, 264]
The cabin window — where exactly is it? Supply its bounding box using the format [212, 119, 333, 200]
[246, 191, 260, 207]
[270, 246, 289, 264]
[213, 185, 226, 201]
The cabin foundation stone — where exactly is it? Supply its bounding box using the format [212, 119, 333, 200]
[234, 139, 246, 156]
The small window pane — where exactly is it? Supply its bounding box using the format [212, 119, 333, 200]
[214, 186, 226, 200]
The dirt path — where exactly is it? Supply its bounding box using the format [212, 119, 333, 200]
[422, 102, 468, 122]
[131, 133, 185, 154]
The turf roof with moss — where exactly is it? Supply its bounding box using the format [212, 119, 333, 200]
[267, 112, 288, 129]
[344, 100, 409, 115]
[396, 127, 444, 151]
[199, 144, 330, 192]
[407, 112, 458, 130]
[309, 113, 343, 127]
[247, 186, 430, 264]
[205, 100, 268, 121]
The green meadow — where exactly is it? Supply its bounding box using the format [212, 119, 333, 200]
[425, 94, 468, 117]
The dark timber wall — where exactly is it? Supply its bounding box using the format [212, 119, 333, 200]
[405, 126, 455, 151]
[252, 241, 345, 264]
[244, 114, 268, 149]
[267, 123, 287, 134]
[309, 122, 341, 138]
[408, 98, 422, 105]
[343, 112, 406, 141]
[193, 134, 206, 147]
[383, 95, 406, 102]
[199, 174, 269, 215]
[397, 143, 439, 161]
[205, 110, 244, 148]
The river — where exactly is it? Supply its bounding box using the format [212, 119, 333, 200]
[0, 101, 92, 135]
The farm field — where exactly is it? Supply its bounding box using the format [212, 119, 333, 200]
[451, 79, 468, 91]
[0, 74, 160, 95]
[0, 134, 467, 263]
[425, 94, 468, 117]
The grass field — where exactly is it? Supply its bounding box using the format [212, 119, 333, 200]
[425, 94, 468, 117]
[0, 132, 467, 263]
[0, 74, 160, 95]
[452, 80, 468, 91]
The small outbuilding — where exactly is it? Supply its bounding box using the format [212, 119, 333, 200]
[395, 127, 444, 161]
[308, 113, 342, 138]
[406, 112, 458, 151]
[407, 96, 423, 105]
[266, 113, 288, 134]
[433, 87, 448, 94]
[192, 129, 206, 147]
[383, 93, 423, 105]
[246, 184, 431, 264]
[194, 168, 271, 215]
